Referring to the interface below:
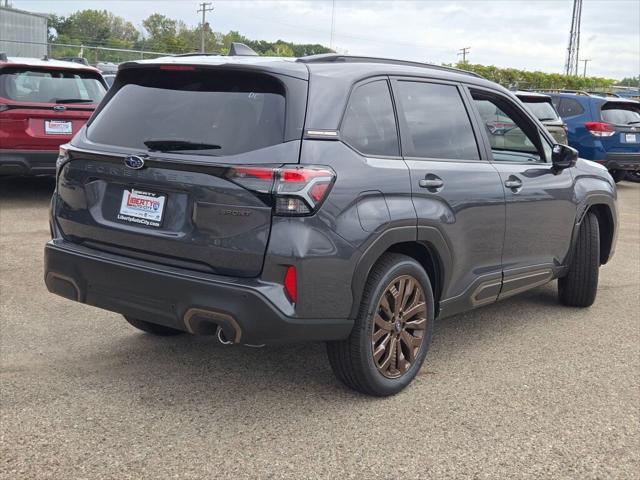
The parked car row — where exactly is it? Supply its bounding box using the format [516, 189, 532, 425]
[0, 55, 107, 175]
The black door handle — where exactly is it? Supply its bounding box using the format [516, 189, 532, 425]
[504, 176, 523, 189]
[419, 177, 444, 189]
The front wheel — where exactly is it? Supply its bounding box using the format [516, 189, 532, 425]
[327, 253, 435, 396]
[558, 212, 600, 307]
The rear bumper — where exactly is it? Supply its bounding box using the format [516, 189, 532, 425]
[44, 239, 353, 345]
[605, 153, 640, 171]
[0, 150, 57, 176]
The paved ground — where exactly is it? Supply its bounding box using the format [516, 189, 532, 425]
[1, 177, 638, 479]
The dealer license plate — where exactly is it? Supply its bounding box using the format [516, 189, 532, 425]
[117, 189, 166, 228]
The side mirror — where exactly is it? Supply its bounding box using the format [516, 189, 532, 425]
[551, 144, 578, 171]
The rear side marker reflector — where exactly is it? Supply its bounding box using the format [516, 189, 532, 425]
[284, 266, 297, 303]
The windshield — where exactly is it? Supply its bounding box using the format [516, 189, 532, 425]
[521, 100, 560, 121]
[87, 69, 286, 157]
[601, 103, 640, 125]
[0, 67, 106, 104]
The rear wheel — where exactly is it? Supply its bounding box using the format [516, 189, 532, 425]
[610, 169, 626, 183]
[625, 171, 640, 183]
[327, 253, 435, 396]
[558, 212, 600, 307]
[124, 316, 184, 336]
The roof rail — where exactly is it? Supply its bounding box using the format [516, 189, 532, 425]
[534, 89, 591, 96]
[297, 54, 483, 78]
[173, 52, 221, 57]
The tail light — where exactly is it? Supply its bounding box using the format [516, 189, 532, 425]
[585, 121, 615, 137]
[283, 265, 297, 303]
[225, 165, 336, 216]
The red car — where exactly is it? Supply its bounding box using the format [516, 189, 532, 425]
[0, 56, 107, 175]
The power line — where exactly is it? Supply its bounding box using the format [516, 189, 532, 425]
[197, 2, 214, 53]
[458, 47, 470, 63]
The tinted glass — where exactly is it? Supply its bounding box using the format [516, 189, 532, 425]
[556, 98, 585, 117]
[473, 96, 544, 163]
[88, 69, 286, 157]
[522, 100, 560, 121]
[396, 81, 479, 160]
[341, 80, 399, 157]
[601, 103, 640, 125]
[0, 68, 105, 104]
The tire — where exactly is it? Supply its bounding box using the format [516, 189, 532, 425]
[558, 212, 600, 307]
[610, 169, 626, 183]
[625, 171, 640, 183]
[124, 316, 184, 336]
[327, 253, 435, 396]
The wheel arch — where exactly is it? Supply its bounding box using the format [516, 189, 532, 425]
[350, 226, 451, 319]
[587, 203, 615, 265]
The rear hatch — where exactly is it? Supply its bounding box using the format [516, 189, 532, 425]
[0, 65, 106, 150]
[55, 63, 310, 277]
[595, 101, 640, 153]
[518, 94, 568, 144]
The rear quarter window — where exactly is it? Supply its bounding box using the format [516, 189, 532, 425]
[556, 98, 585, 118]
[340, 80, 400, 157]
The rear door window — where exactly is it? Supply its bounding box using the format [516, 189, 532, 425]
[394, 81, 480, 160]
[600, 102, 640, 125]
[340, 80, 399, 157]
[87, 69, 287, 157]
[0, 68, 105, 103]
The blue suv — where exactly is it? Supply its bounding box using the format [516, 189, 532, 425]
[545, 91, 640, 182]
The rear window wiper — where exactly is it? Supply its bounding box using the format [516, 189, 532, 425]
[538, 117, 558, 121]
[143, 139, 222, 152]
[627, 120, 640, 125]
[54, 98, 94, 104]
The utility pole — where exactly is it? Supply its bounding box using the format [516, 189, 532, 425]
[581, 58, 591, 77]
[564, 0, 583, 75]
[197, 2, 213, 53]
[329, 0, 336, 51]
[457, 47, 470, 63]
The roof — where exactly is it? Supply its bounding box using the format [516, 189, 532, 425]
[542, 90, 640, 105]
[0, 56, 100, 72]
[0, 5, 49, 19]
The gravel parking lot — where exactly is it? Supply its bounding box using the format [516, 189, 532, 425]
[1, 177, 638, 479]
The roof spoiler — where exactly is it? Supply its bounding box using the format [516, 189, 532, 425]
[228, 42, 258, 57]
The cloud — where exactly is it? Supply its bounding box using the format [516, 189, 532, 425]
[14, 0, 640, 78]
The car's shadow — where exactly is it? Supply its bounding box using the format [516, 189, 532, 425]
[45, 282, 564, 406]
[0, 175, 56, 203]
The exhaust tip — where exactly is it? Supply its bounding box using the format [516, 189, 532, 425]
[216, 326, 233, 345]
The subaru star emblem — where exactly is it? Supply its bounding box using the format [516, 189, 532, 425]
[124, 155, 145, 170]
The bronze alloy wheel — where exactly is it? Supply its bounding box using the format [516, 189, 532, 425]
[371, 275, 428, 379]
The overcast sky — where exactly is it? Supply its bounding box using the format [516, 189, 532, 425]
[11, 0, 640, 79]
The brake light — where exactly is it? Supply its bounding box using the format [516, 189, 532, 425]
[226, 165, 335, 216]
[585, 121, 615, 137]
[159, 65, 196, 71]
[284, 266, 297, 303]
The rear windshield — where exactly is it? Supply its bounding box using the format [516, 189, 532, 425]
[601, 103, 640, 125]
[0, 67, 106, 104]
[87, 68, 286, 157]
[521, 99, 560, 121]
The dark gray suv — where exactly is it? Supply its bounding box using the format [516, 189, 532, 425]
[45, 50, 618, 396]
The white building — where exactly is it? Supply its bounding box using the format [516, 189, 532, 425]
[0, 6, 48, 58]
